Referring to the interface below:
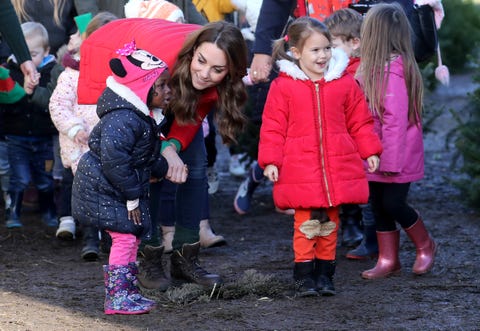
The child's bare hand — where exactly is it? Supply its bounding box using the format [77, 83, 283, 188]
[128, 207, 141, 225]
[33, 72, 40, 85]
[23, 85, 34, 95]
[263, 164, 278, 182]
[73, 129, 89, 145]
[23, 73, 40, 95]
[367, 155, 380, 173]
[20, 61, 39, 86]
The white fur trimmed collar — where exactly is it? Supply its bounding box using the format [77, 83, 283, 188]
[276, 48, 349, 82]
[106, 76, 150, 117]
[150, 108, 165, 125]
[106, 78, 165, 125]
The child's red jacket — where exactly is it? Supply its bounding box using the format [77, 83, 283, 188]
[258, 49, 382, 210]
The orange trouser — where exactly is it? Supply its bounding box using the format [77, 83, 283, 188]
[293, 207, 340, 262]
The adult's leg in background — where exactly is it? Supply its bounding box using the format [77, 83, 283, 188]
[172, 127, 208, 249]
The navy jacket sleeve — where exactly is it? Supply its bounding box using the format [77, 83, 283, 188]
[252, 0, 296, 55]
[0, 1, 31, 64]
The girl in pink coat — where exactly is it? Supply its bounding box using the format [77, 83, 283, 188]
[358, 3, 437, 280]
[258, 16, 382, 297]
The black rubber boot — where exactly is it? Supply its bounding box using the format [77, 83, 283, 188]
[293, 261, 319, 297]
[38, 190, 58, 227]
[170, 242, 222, 287]
[314, 259, 336, 296]
[2, 191, 11, 222]
[5, 191, 23, 228]
[100, 229, 112, 254]
[346, 224, 379, 260]
[341, 204, 363, 247]
[81, 225, 100, 261]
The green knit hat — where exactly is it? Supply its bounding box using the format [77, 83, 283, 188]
[74, 12, 92, 35]
[0, 66, 26, 104]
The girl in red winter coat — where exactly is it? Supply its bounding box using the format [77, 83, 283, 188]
[357, 3, 437, 280]
[258, 16, 382, 297]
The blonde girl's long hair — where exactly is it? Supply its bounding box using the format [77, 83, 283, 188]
[272, 16, 330, 66]
[359, 2, 423, 125]
[168, 20, 248, 145]
[11, 0, 67, 27]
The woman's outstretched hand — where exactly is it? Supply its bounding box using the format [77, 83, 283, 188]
[250, 53, 272, 84]
[161, 144, 188, 183]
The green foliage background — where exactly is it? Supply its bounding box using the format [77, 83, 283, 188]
[436, 0, 480, 72]
[424, 0, 480, 210]
[447, 59, 480, 210]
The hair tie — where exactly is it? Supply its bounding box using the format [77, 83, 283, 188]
[284, 35, 289, 42]
[116, 40, 137, 56]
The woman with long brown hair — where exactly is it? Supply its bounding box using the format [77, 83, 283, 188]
[76, 19, 249, 288]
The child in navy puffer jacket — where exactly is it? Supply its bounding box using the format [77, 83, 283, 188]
[72, 41, 170, 315]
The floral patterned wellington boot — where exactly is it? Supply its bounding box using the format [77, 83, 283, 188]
[127, 262, 158, 307]
[103, 264, 155, 315]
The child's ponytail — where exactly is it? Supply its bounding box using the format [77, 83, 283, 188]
[272, 35, 294, 63]
[272, 17, 331, 68]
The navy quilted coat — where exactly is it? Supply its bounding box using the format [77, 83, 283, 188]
[72, 77, 167, 239]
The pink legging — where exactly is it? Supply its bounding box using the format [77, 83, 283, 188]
[107, 231, 140, 265]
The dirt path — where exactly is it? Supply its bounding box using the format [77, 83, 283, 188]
[0, 74, 479, 331]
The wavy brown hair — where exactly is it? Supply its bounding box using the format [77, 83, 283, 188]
[12, 0, 67, 27]
[358, 2, 423, 125]
[168, 20, 248, 145]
